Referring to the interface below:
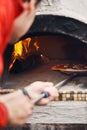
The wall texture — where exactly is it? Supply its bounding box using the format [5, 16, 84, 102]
[37, 0, 87, 24]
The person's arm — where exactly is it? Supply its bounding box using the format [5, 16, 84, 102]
[0, 90, 34, 126]
[0, 81, 57, 127]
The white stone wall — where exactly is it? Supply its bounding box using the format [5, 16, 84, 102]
[36, 0, 87, 24]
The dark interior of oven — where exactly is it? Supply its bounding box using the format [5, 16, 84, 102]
[5, 35, 87, 73]
[1, 34, 87, 88]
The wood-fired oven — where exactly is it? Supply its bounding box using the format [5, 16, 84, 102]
[2, 0, 87, 129]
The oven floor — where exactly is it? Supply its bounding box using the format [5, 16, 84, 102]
[2, 60, 87, 91]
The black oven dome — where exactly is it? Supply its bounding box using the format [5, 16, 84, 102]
[21, 0, 87, 44]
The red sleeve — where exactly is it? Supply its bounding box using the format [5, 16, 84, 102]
[0, 0, 24, 77]
[0, 21, 4, 77]
[0, 103, 9, 128]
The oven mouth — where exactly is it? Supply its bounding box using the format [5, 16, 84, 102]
[1, 14, 87, 101]
[5, 34, 87, 75]
[1, 34, 87, 102]
[7, 15, 87, 74]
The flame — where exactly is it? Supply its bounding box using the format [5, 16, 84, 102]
[9, 37, 47, 71]
[34, 42, 39, 51]
[14, 41, 23, 57]
[13, 38, 31, 59]
[9, 38, 31, 71]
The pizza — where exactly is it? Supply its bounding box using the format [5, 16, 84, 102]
[51, 63, 87, 73]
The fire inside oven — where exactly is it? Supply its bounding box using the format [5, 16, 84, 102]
[1, 34, 87, 101]
[9, 35, 87, 73]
